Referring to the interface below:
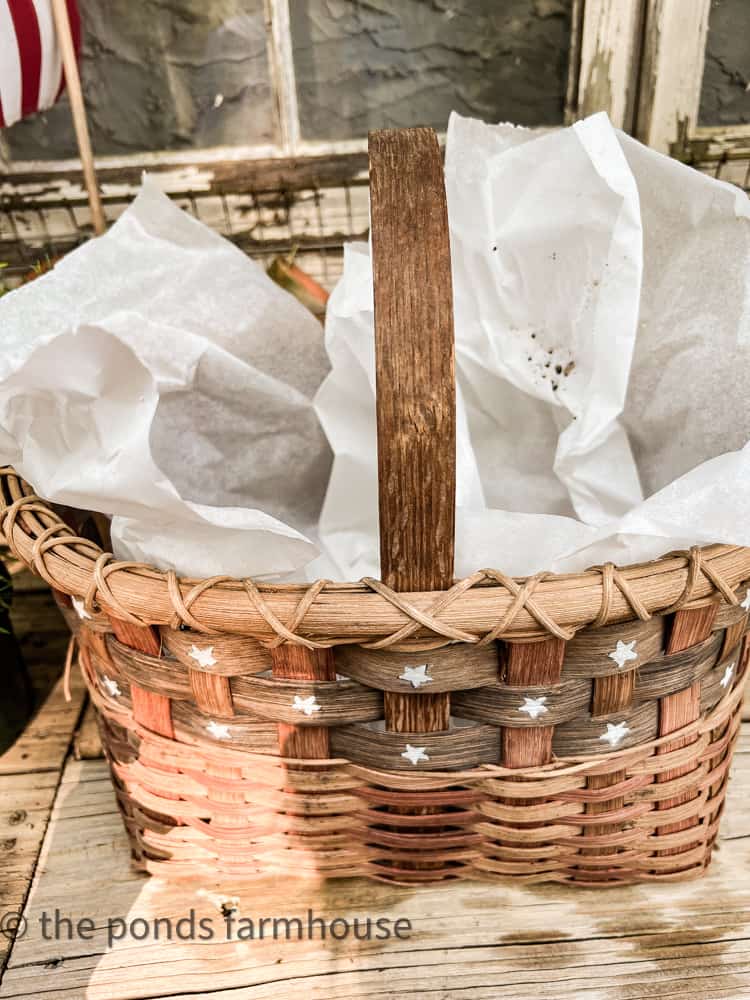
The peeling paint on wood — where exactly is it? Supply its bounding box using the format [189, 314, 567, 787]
[635, 0, 711, 154]
[574, 0, 645, 130]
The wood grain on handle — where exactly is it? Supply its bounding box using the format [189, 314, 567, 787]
[369, 126, 456, 735]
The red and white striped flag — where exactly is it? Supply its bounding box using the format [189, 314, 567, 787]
[0, 0, 80, 128]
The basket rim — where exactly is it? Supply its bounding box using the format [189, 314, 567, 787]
[2, 466, 749, 647]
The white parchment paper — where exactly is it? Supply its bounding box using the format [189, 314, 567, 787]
[315, 111, 750, 579]
[1, 113, 749, 582]
[0, 177, 331, 578]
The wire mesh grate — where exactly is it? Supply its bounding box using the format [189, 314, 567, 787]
[0, 158, 370, 291]
[2, 139, 748, 294]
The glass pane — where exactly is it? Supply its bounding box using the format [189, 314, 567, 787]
[699, 0, 750, 126]
[4, 0, 276, 159]
[291, 0, 574, 141]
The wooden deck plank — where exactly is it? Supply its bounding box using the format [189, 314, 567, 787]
[0, 588, 84, 777]
[0, 668, 86, 778]
[2, 744, 750, 1000]
[0, 585, 86, 973]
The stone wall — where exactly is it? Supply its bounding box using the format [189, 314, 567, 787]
[2, 0, 572, 160]
[290, 0, 573, 140]
[4, 0, 275, 159]
[699, 0, 750, 126]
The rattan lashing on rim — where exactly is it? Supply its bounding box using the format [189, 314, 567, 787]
[1, 469, 749, 649]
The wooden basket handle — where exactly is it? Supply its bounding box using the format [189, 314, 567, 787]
[369, 127, 456, 596]
[369, 127, 456, 735]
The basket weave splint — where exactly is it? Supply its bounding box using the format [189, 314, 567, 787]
[3, 127, 750, 886]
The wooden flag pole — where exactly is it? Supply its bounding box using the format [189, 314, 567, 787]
[50, 0, 105, 236]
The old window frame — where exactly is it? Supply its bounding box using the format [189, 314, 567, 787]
[1, 0, 746, 287]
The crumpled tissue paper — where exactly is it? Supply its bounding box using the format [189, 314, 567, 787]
[2, 111, 749, 584]
[315, 111, 750, 579]
[0, 176, 332, 578]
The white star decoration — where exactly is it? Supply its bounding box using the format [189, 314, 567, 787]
[399, 664, 433, 689]
[206, 721, 231, 740]
[401, 744, 429, 766]
[741, 591, 750, 611]
[720, 661, 735, 689]
[72, 596, 91, 620]
[608, 639, 638, 670]
[599, 721, 631, 748]
[101, 675, 121, 698]
[518, 696, 548, 720]
[293, 695, 321, 717]
[189, 645, 217, 669]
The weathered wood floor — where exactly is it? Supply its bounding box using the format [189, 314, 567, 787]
[2, 582, 750, 999]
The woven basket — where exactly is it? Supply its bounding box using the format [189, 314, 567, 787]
[3, 127, 750, 886]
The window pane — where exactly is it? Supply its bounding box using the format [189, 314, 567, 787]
[699, 0, 750, 126]
[291, 0, 573, 142]
[4, 0, 276, 159]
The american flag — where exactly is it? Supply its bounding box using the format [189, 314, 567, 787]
[0, 0, 79, 128]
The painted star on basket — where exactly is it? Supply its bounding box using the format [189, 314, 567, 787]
[399, 664, 433, 689]
[206, 720, 231, 740]
[720, 661, 735, 689]
[518, 696, 548, 720]
[608, 639, 638, 670]
[599, 721, 631, 748]
[189, 645, 217, 669]
[293, 695, 321, 717]
[401, 744, 429, 766]
[71, 596, 92, 620]
[101, 675, 121, 698]
[741, 591, 750, 612]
